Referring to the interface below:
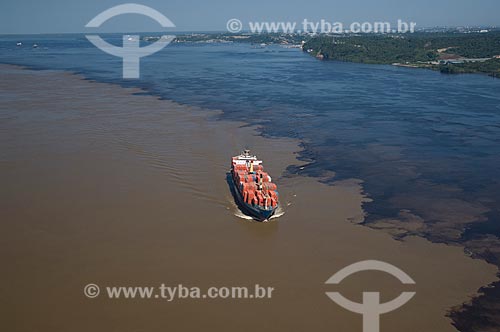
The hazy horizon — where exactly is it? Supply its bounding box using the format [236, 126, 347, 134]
[2, 0, 500, 35]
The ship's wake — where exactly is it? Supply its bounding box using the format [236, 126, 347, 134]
[270, 206, 285, 219]
[231, 202, 285, 221]
[233, 209, 255, 220]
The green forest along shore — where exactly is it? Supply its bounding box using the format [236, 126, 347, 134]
[303, 32, 500, 77]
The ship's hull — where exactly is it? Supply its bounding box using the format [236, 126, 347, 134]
[229, 173, 277, 221]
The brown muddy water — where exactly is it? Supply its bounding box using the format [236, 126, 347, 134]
[0, 65, 497, 332]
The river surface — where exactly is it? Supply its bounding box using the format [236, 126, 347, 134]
[2, 34, 499, 241]
[1, 33, 500, 331]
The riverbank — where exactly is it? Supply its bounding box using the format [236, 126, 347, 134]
[1, 64, 497, 331]
[392, 59, 500, 78]
[303, 32, 500, 78]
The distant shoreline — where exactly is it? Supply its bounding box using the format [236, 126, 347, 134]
[302, 31, 500, 78]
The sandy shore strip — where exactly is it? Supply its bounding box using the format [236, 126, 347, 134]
[0, 64, 497, 332]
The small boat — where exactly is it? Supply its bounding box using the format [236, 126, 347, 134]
[230, 150, 279, 221]
[16, 42, 22, 47]
[32, 44, 38, 48]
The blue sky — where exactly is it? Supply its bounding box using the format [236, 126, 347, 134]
[1, 0, 499, 34]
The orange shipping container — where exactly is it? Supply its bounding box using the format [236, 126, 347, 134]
[263, 183, 277, 191]
[242, 182, 257, 191]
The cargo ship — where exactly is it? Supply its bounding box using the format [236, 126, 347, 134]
[230, 150, 279, 221]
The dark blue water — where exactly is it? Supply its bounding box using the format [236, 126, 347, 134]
[2, 33, 500, 239]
